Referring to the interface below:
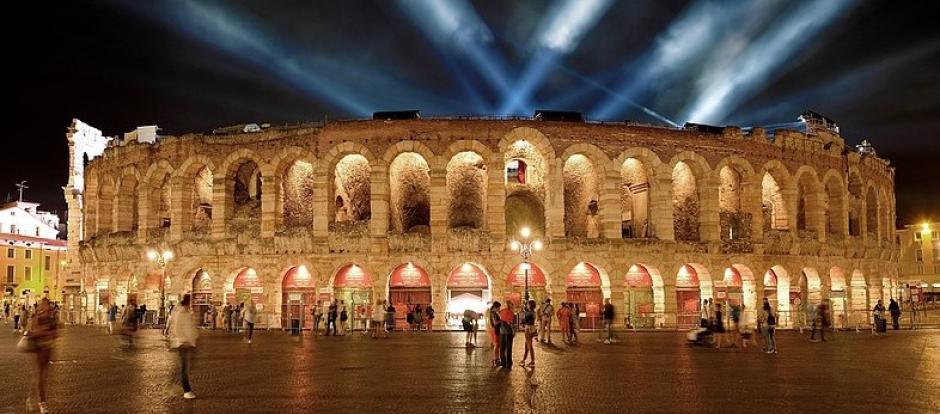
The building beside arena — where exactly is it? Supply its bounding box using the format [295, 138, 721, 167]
[62, 113, 898, 329]
[0, 201, 66, 305]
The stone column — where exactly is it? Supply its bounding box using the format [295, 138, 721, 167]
[211, 176, 229, 240]
[429, 168, 447, 253]
[599, 168, 621, 239]
[137, 187, 151, 244]
[486, 160, 506, 249]
[260, 175, 276, 238]
[651, 175, 674, 241]
[545, 159, 565, 239]
[807, 190, 827, 242]
[781, 184, 799, 239]
[699, 175, 720, 242]
[169, 177, 186, 242]
[663, 283, 677, 328]
[311, 168, 329, 238]
[746, 177, 763, 241]
[370, 164, 390, 246]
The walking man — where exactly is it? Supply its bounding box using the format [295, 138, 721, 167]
[244, 302, 257, 344]
[312, 300, 323, 336]
[538, 298, 554, 344]
[107, 304, 118, 335]
[167, 294, 199, 400]
[888, 298, 901, 330]
[602, 298, 615, 344]
[327, 300, 338, 336]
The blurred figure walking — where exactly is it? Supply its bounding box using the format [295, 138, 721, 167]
[167, 294, 199, 400]
[23, 297, 58, 414]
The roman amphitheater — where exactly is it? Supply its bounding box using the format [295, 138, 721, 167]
[63, 115, 899, 330]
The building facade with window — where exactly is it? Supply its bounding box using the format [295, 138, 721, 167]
[66, 116, 898, 329]
[0, 201, 67, 304]
[896, 222, 940, 307]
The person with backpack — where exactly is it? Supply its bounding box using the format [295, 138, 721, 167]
[385, 302, 396, 333]
[413, 304, 424, 332]
[538, 298, 554, 344]
[520, 300, 537, 367]
[107, 304, 118, 335]
[762, 300, 777, 354]
[810, 300, 830, 342]
[873, 299, 887, 334]
[498, 301, 516, 369]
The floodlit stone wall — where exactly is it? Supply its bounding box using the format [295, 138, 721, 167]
[70, 119, 899, 330]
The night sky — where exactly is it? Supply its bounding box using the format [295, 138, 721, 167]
[5, 0, 940, 225]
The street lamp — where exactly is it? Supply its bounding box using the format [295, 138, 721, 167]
[147, 249, 173, 325]
[510, 226, 543, 302]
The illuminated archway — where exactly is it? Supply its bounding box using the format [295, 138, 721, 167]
[676, 264, 703, 329]
[506, 262, 548, 306]
[281, 265, 317, 330]
[445, 262, 491, 330]
[565, 262, 604, 329]
[387, 262, 432, 328]
[227, 267, 262, 306]
[625, 263, 665, 328]
[191, 269, 213, 325]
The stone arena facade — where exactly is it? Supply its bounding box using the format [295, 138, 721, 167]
[63, 117, 899, 329]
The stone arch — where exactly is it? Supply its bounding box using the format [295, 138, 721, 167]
[720, 263, 758, 324]
[446, 151, 487, 230]
[849, 269, 869, 322]
[793, 166, 822, 234]
[715, 156, 756, 242]
[765, 265, 792, 324]
[497, 254, 556, 294]
[443, 140, 495, 163]
[670, 156, 706, 242]
[504, 134, 549, 238]
[497, 127, 557, 161]
[795, 267, 823, 305]
[822, 169, 846, 239]
[616, 148, 662, 239]
[388, 152, 432, 233]
[273, 147, 317, 228]
[760, 160, 791, 231]
[142, 159, 175, 230]
[173, 155, 216, 233]
[331, 153, 372, 225]
[221, 149, 269, 232]
[865, 183, 880, 240]
[97, 174, 116, 235]
[115, 166, 140, 233]
[563, 153, 602, 238]
[381, 140, 438, 169]
[625, 262, 666, 327]
[559, 256, 613, 299]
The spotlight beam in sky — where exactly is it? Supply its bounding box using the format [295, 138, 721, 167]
[682, 0, 858, 124]
[498, 0, 613, 114]
[396, 0, 514, 97]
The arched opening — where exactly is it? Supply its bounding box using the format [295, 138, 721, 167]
[387, 262, 431, 328]
[565, 262, 603, 329]
[505, 140, 546, 238]
[761, 172, 788, 232]
[672, 161, 700, 242]
[624, 263, 663, 328]
[563, 155, 600, 238]
[127, 274, 140, 306]
[115, 174, 139, 233]
[282, 160, 316, 228]
[795, 174, 814, 235]
[676, 264, 702, 329]
[767, 265, 792, 327]
[829, 266, 848, 328]
[621, 158, 651, 238]
[850, 270, 868, 326]
[848, 173, 863, 237]
[824, 176, 845, 239]
[331, 154, 372, 227]
[192, 269, 213, 326]
[389, 153, 431, 234]
[717, 265, 757, 324]
[719, 166, 750, 241]
[332, 263, 373, 320]
[229, 161, 262, 232]
[445, 262, 491, 330]
[281, 265, 316, 330]
[227, 267, 262, 306]
[866, 186, 879, 240]
[506, 262, 548, 307]
[446, 152, 487, 230]
[148, 171, 172, 230]
[791, 268, 822, 327]
[192, 167, 214, 233]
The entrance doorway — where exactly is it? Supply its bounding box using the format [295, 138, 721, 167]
[676, 264, 701, 329]
[506, 262, 548, 308]
[625, 264, 655, 328]
[445, 263, 490, 330]
[281, 265, 316, 331]
[388, 263, 431, 329]
[565, 262, 603, 330]
[192, 269, 213, 326]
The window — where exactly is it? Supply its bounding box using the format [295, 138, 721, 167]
[6, 248, 13, 259]
[10, 224, 17, 234]
[24, 267, 31, 281]
[916, 249, 924, 262]
[5, 266, 13, 283]
[915, 231, 922, 241]
[933, 231, 939, 240]
[35, 227, 40, 237]
[44, 256, 51, 271]
[25, 250, 32, 259]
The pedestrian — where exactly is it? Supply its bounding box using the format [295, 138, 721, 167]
[327, 300, 338, 336]
[713, 303, 726, 349]
[557, 302, 571, 344]
[385, 302, 396, 333]
[570, 303, 580, 343]
[793, 296, 804, 333]
[730, 304, 742, 348]
[538, 298, 554, 344]
[761, 300, 777, 354]
[22, 297, 57, 414]
[121, 299, 139, 347]
[462, 308, 479, 347]
[244, 302, 257, 343]
[107, 303, 118, 335]
[371, 300, 387, 339]
[138, 304, 147, 326]
[520, 300, 537, 367]
[700, 299, 710, 328]
[489, 302, 502, 367]
[425, 304, 435, 332]
[14, 304, 26, 331]
[873, 299, 886, 334]
[312, 300, 323, 336]
[223, 304, 232, 332]
[413, 304, 424, 332]
[167, 294, 199, 400]
[810, 301, 829, 342]
[234, 304, 243, 334]
[602, 298, 615, 344]
[888, 298, 901, 330]
[498, 301, 516, 369]
[338, 300, 348, 335]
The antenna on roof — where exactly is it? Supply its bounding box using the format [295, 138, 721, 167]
[15, 180, 28, 202]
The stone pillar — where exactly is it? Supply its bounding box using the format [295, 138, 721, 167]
[651, 175, 674, 241]
[429, 168, 447, 253]
[311, 168, 329, 238]
[663, 283, 677, 328]
[807, 190, 827, 242]
[545, 160, 565, 239]
[781, 184, 799, 239]
[486, 160, 506, 249]
[834, 188, 849, 240]
[746, 177, 763, 241]
[137, 187, 151, 243]
[260, 175, 276, 237]
[370, 164, 390, 239]
[169, 177, 186, 242]
[599, 168, 621, 239]
[211, 176, 229, 240]
[699, 175, 720, 242]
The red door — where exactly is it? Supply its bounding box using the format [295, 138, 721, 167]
[676, 289, 701, 329]
[566, 289, 602, 330]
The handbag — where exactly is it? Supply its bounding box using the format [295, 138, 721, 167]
[17, 333, 39, 353]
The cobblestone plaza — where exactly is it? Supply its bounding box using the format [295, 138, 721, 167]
[2, 327, 937, 413]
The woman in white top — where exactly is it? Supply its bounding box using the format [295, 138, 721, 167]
[371, 300, 388, 339]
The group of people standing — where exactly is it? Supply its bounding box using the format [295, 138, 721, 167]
[4, 300, 32, 332]
[308, 300, 436, 336]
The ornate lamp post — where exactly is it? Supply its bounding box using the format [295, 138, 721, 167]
[147, 249, 173, 325]
[510, 226, 543, 302]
